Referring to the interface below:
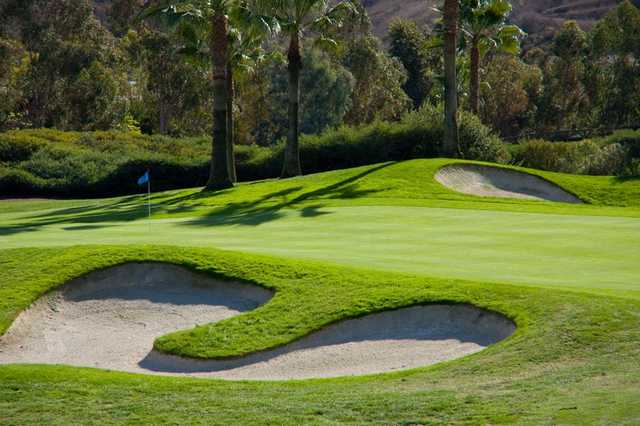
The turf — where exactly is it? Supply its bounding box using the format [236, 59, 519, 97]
[1, 158, 639, 424]
[2, 160, 639, 295]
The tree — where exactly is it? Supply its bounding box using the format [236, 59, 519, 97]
[388, 19, 433, 108]
[254, 0, 358, 178]
[2, 0, 126, 130]
[536, 21, 590, 130]
[459, 0, 523, 114]
[141, 0, 236, 190]
[481, 54, 541, 137]
[442, 0, 459, 155]
[342, 35, 411, 125]
[590, 0, 640, 128]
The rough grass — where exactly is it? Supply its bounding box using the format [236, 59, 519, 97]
[1, 246, 639, 424]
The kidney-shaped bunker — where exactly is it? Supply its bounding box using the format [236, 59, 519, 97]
[0, 263, 515, 380]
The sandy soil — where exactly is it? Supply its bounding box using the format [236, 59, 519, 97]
[0, 263, 515, 380]
[435, 164, 583, 203]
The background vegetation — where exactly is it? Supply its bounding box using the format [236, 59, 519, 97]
[0, 0, 638, 197]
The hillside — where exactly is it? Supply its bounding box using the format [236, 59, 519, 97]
[90, 0, 634, 41]
[363, 0, 632, 40]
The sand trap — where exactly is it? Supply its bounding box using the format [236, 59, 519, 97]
[436, 164, 583, 203]
[0, 263, 515, 380]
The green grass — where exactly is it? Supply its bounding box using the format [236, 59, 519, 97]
[2, 160, 639, 295]
[1, 158, 639, 424]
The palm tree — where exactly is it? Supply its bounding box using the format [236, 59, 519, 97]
[225, 9, 276, 182]
[442, 0, 459, 156]
[253, 0, 357, 178]
[460, 0, 523, 114]
[141, 0, 234, 190]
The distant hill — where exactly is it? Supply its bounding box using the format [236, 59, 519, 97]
[91, 0, 638, 41]
[364, 0, 635, 41]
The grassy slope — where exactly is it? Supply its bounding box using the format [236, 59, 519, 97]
[1, 159, 640, 424]
[1, 160, 639, 295]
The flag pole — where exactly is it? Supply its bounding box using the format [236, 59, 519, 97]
[147, 175, 151, 220]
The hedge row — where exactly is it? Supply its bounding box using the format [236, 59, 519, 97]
[0, 107, 509, 198]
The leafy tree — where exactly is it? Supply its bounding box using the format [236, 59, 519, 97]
[236, 50, 354, 146]
[0, 37, 29, 131]
[481, 54, 541, 137]
[590, 0, 640, 128]
[537, 21, 590, 130]
[1, 0, 126, 130]
[459, 0, 523, 114]
[253, 0, 359, 177]
[133, 28, 212, 136]
[388, 19, 433, 108]
[341, 35, 411, 125]
[442, 0, 459, 155]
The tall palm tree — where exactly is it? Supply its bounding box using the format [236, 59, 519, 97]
[253, 0, 357, 178]
[460, 0, 523, 114]
[225, 8, 276, 182]
[442, 0, 459, 156]
[141, 0, 234, 190]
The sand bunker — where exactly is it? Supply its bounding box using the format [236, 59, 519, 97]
[0, 263, 515, 380]
[436, 164, 583, 203]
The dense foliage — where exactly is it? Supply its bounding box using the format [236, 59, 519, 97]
[0, 108, 507, 197]
[511, 129, 640, 176]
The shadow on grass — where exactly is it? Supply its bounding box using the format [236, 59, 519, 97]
[0, 163, 393, 236]
[182, 163, 390, 227]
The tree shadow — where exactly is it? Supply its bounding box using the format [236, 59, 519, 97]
[0, 162, 393, 235]
[183, 163, 392, 228]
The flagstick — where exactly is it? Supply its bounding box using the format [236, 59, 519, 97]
[147, 177, 151, 220]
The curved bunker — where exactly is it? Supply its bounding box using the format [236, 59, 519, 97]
[0, 263, 515, 380]
[436, 164, 583, 203]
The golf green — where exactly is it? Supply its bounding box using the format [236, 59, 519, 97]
[1, 205, 638, 295]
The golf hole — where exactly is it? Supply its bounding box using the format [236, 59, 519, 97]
[436, 164, 583, 203]
[0, 263, 515, 380]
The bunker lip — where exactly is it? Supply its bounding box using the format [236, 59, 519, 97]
[436, 163, 583, 204]
[0, 263, 515, 381]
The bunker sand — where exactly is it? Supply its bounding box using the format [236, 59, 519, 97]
[436, 164, 583, 203]
[0, 263, 515, 380]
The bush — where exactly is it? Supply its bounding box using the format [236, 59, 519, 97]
[599, 129, 640, 159]
[0, 114, 507, 197]
[458, 111, 511, 163]
[515, 138, 630, 175]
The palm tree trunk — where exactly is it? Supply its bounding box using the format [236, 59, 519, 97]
[207, 11, 233, 191]
[281, 32, 303, 178]
[470, 36, 480, 115]
[443, 0, 459, 156]
[227, 63, 237, 183]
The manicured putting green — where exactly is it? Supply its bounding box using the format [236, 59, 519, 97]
[1, 204, 638, 294]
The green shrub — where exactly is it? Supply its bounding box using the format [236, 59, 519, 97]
[515, 138, 630, 175]
[0, 115, 507, 197]
[458, 111, 511, 163]
[599, 129, 640, 159]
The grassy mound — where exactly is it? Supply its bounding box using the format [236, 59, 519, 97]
[1, 246, 639, 423]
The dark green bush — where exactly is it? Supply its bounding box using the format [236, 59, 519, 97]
[600, 129, 640, 159]
[514, 138, 630, 175]
[0, 114, 507, 197]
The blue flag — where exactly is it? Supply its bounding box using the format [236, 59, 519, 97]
[137, 171, 149, 186]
